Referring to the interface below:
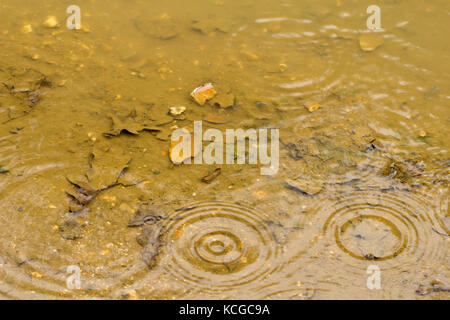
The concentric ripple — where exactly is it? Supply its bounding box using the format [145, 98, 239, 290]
[0, 164, 162, 299]
[161, 202, 279, 292]
[290, 188, 450, 299]
[319, 190, 446, 265]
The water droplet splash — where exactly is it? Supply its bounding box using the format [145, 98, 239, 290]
[161, 202, 279, 293]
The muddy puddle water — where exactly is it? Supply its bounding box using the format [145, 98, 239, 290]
[0, 0, 448, 299]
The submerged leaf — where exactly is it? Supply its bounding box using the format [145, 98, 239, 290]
[285, 178, 323, 195]
[359, 33, 383, 52]
[103, 112, 161, 137]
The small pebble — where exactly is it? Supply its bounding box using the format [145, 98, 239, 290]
[169, 106, 186, 116]
[21, 24, 33, 34]
[43, 16, 59, 28]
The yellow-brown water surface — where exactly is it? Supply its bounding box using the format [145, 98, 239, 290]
[0, 0, 449, 299]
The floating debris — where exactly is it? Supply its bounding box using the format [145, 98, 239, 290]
[191, 83, 217, 105]
[201, 168, 221, 183]
[285, 178, 323, 196]
[0, 166, 8, 174]
[359, 33, 384, 52]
